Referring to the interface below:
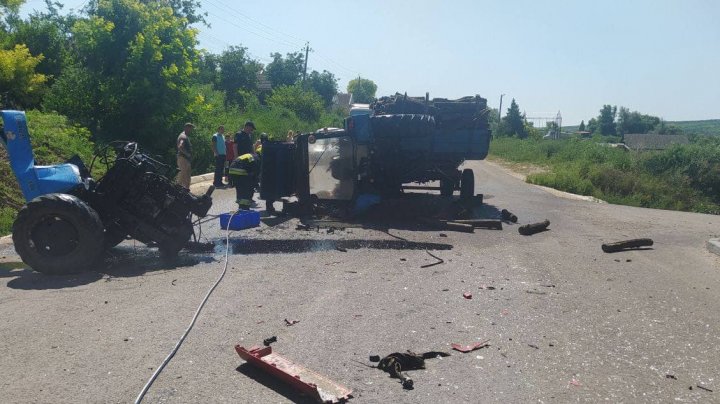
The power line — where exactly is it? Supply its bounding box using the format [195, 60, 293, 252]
[203, 1, 303, 50]
[199, 0, 359, 77]
[205, 0, 306, 46]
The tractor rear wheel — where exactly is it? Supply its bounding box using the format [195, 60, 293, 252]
[12, 193, 105, 275]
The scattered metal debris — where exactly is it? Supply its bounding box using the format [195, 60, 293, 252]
[420, 218, 474, 233]
[697, 384, 713, 392]
[451, 339, 490, 353]
[420, 251, 444, 268]
[263, 336, 277, 346]
[371, 351, 450, 390]
[236, 345, 352, 403]
[449, 219, 502, 230]
[666, 374, 677, 380]
[518, 220, 550, 235]
[284, 319, 300, 326]
[601, 238, 654, 253]
[526, 290, 547, 295]
[528, 344, 540, 349]
[501, 209, 518, 223]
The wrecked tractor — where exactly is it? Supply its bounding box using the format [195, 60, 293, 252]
[259, 93, 491, 213]
[1, 110, 214, 275]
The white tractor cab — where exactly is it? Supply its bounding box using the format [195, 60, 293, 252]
[349, 103, 372, 116]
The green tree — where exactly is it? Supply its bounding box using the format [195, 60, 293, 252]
[616, 106, 661, 136]
[306, 69, 338, 107]
[266, 51, 304, 88]
[55, 0, 200, 155]
[578, 120, 586, 132]
[216, 45, 261, 106]
[267, 84, 323, 122]
[501, 98, 527, 138]
[0, 44, 48, 108]
[1, 0, 24, 34]
[347, 76, 376, 103]
[197, 51, 219, 86]
[598, 104, 617, 136]
[587, 117, 598, 133]
[9, 6, 77, 87]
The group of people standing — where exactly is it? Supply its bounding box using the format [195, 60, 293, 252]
[177, 121, 290, 212]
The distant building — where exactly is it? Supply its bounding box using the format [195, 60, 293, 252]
[256, 71, 272, 92]
[623, 134, 689, 151]
[333, 93, 351, 106]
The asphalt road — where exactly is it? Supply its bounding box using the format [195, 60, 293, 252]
[1, 160, 719, 403]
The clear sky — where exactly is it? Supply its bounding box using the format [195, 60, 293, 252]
[20, 0, 720, 125]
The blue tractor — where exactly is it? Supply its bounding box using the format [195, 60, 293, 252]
[258, 93, 491, 213]
[1, 111, 214, 275]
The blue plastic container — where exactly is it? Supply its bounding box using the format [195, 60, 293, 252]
[219, 210, 260, 230]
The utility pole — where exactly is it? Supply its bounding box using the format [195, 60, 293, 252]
[302, 42, 310, 83]
[498, 94, 505, 122]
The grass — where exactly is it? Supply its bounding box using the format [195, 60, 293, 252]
[489, 136, 720, 214]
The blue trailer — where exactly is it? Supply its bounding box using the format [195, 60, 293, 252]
[259, 93, 491, 212]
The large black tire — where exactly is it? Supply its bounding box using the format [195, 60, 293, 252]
[440, 178, 454, 197]
[370, 114, 435, 137]
[460, 169, 475, 200]
[12, 193, 105, 275]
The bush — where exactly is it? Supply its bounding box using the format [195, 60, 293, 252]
[490, 137, 720, 214]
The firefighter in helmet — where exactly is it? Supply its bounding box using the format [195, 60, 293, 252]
[228, 153, 258, 210]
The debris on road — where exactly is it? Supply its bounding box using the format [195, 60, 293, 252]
[518, 220, 550, 236]
[284, 319, 300, 326]
[601, 238, 654, 253]
[371, 350, 450, 390]
[666, 374, 677, 380]
[697, 384, 713, 392]
[526, 290, 547, 295]
[263, 336, 277, 346]
[448, 219, 502, 230]
[569, 378, 582, 387]
[451, 339, 490, 353]
[236, 345, 352, 403]
[420, 218, 474, 233]
[479, 284, 496, 290]
[335, 246, 348, 252]
[501, 209, 518, 223]
[463, 292, 473, 299]
[420, 251, 444, 268]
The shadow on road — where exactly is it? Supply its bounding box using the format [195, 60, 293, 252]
[226, 238, 453, 255]
[235, 363, 316, 404]
[4, 246, 216, 291]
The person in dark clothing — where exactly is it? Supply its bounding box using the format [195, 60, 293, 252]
[234, 121, 255, 158]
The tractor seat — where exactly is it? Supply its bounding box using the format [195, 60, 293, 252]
[1, 110, 82, 202]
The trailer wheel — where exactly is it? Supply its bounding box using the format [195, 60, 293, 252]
[460, 169, 475, 200]
[12, 193, 105, 275]
[440, 178, 454, 197]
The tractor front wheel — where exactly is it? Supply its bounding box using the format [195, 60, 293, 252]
[12, 193, 105, 275]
